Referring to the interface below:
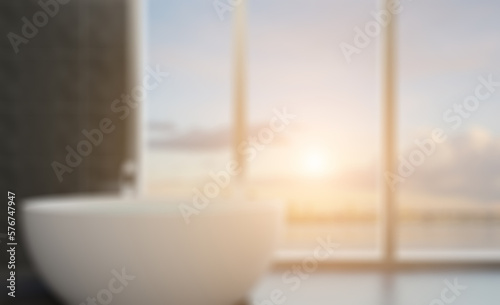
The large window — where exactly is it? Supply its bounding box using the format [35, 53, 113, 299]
[145, 0, 500, 263]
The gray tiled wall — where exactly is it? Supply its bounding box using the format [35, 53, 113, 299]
[0, 0, 131, 197]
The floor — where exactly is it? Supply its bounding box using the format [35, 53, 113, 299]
[6, 268, 500, 305]
[252, 268, 500, 305]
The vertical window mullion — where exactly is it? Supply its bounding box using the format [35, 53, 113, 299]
[380, 0, 398, 265]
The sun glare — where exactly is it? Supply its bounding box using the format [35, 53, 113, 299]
[303, 149, 332, 177]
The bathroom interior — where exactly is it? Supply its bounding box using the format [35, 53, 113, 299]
[1, 0, 500, 304]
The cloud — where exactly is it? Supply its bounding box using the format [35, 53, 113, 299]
[404, 127, 500, 203]
[148, 122, 176, 132]
[149, 127, 229, 150]
[149, 123, 289, 150]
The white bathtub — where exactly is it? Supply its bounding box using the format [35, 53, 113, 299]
[22, 195, 283, 305]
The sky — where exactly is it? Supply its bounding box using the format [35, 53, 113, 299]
[145, 0, 378, 181]
[144, 0, 500, 205]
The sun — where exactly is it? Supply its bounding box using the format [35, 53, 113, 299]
[302, 149, 332, 176]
